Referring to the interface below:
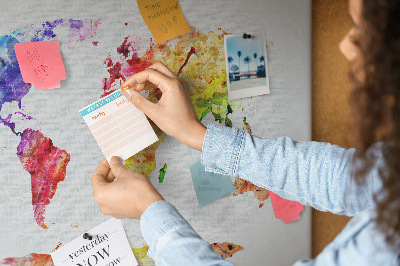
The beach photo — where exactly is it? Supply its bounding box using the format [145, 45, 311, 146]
[224, 31, 270, 100]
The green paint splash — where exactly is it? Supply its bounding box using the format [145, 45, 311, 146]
[158, 163, 167, 183]
[132, 246, 155, 265]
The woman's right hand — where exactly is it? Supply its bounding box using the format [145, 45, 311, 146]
[120, 62, 207, 151]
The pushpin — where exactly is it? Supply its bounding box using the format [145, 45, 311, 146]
[242, 33, 252, 39]
[83, 233, 93, 240]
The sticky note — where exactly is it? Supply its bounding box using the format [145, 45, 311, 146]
[137, 0, 191, 43]
[79, 91, 158, 162]
[14, 41, 66, 90]
[190, 160, 233, 208]
[51, 218, 138, 266]
[270, 192, 304, 223]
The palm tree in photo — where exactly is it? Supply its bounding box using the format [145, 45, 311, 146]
[231, 64, 239, 72]
[237, 51, 242, 76]
[228, 56, 233, 73]
[253, 53, 258, 73]
[258, 55, 266, 77]
[260, 55, 265, 70]
[244, 56, 251, 78]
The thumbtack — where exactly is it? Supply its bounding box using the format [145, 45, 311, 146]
[83, 233, 93, 240]
[242, 33, 251, 39]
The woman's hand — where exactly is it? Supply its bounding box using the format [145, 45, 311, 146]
[91, 157, 164, 220]
[120, 62, 207, 151]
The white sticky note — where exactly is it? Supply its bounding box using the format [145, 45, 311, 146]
[79, 91, 158, 162]
[51, 218, 137, 266]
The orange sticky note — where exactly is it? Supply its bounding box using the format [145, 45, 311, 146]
[270, 192, 304, 223]
[14, 41, 67, 90]
[137, 0, 191, 43]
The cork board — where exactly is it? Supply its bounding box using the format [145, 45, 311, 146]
[312, 0, 353, 257]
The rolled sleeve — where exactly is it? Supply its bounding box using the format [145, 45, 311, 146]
[201, 123, 245, 176]
[140, 200, 191, 259]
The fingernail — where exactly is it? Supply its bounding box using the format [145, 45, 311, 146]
[123, 89, 134, 100]
[110, 156, 123, 165]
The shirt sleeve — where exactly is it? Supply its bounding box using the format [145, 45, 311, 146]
[140, 200, 234, 266]
[201, 124, 383, 216]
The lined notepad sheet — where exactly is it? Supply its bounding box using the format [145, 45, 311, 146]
[79, 91, 158, 161]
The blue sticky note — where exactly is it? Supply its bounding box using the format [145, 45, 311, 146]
[189, 160, 234, 208]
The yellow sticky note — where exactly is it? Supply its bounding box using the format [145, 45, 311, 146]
[137, 0, 191, 43]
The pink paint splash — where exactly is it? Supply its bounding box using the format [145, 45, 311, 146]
[270, 192, 304, 223]
[68, 19, 102, 50]
[17, 129, 70, 229]
[101, 35, 154, 98]
[1, 254, 54, 266]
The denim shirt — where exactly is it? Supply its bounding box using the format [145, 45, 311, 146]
[140, 124, 399, 265]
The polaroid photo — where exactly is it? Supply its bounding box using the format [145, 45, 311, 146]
[224, 31, 270, 100]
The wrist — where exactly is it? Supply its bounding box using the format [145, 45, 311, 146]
[189, 123, 207, 151]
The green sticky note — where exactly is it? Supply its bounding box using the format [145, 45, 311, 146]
[189, 160, 233, 208]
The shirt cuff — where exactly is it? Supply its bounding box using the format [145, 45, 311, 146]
[140, 200, 192, 259]
[201, 124, 245, 176]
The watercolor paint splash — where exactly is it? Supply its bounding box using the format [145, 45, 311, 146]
[1, 19, 99, 229]
[101, 28, 242, 179]
[243, 117, 252, 135]
[131, 243, 244, 265]
[17, 129, 70, 229]
[1, 242, 243, 266]
[0, 254, 54, 266]
[132, 246, 155, 266]
[158, 163, 167, 183]
[233, 177, 270, 208]
[231, 116, 270, 208]
[211, 242, 244, 259]
[68, 19, 101, 50]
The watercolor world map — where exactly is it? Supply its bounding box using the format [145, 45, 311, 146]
[0, 19, 274, 264]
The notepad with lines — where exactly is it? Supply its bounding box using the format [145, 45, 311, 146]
[79, 91, 158, 161]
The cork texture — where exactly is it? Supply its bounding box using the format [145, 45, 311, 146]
[312, 0, 353, 257]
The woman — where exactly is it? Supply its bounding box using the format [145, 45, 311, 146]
[91, 0, 400, 264]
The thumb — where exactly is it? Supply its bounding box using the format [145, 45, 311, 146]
[109, 156, 128, 179]
[122, 88, 155, 115]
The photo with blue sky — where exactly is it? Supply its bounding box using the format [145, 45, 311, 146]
[226, 32, 266, 75]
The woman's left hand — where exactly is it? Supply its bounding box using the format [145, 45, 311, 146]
[91, 157, 164, 219]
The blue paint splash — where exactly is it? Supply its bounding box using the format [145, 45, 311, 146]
[0, 19, 101, 135]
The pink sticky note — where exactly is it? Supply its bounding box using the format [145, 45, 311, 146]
[270, 192, 304, 223]
[14, 41, 66, 90]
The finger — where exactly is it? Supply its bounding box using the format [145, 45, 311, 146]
[109, 156, 129, 179]
[121, 69, 174, 93]
[91, 159, 111, 188]
[136, 81, 158, 91]
[121, 88, 158, 116]
[147, 62, 177, 79]
[105, 169, 116, 183]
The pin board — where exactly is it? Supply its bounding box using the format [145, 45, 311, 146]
[0, 0, 311, 265]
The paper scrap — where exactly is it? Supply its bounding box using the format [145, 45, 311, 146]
[51, 218, 138, 266]
[189, 160, 233, 208]
[79, 91, 158, 162]
[14, 41, 66, 90]
[270, 192, 304, 223]
[137, 0, 191, 43]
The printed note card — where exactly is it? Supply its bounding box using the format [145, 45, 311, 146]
[14, 41, 67, 90]
[79, 91, 158, 162]
[190, 160, 233, 208]
[51, 218, 138, 266]
[137, 0, 191, 43]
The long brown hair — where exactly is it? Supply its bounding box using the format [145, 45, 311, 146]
[350, 0, 400, 252]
